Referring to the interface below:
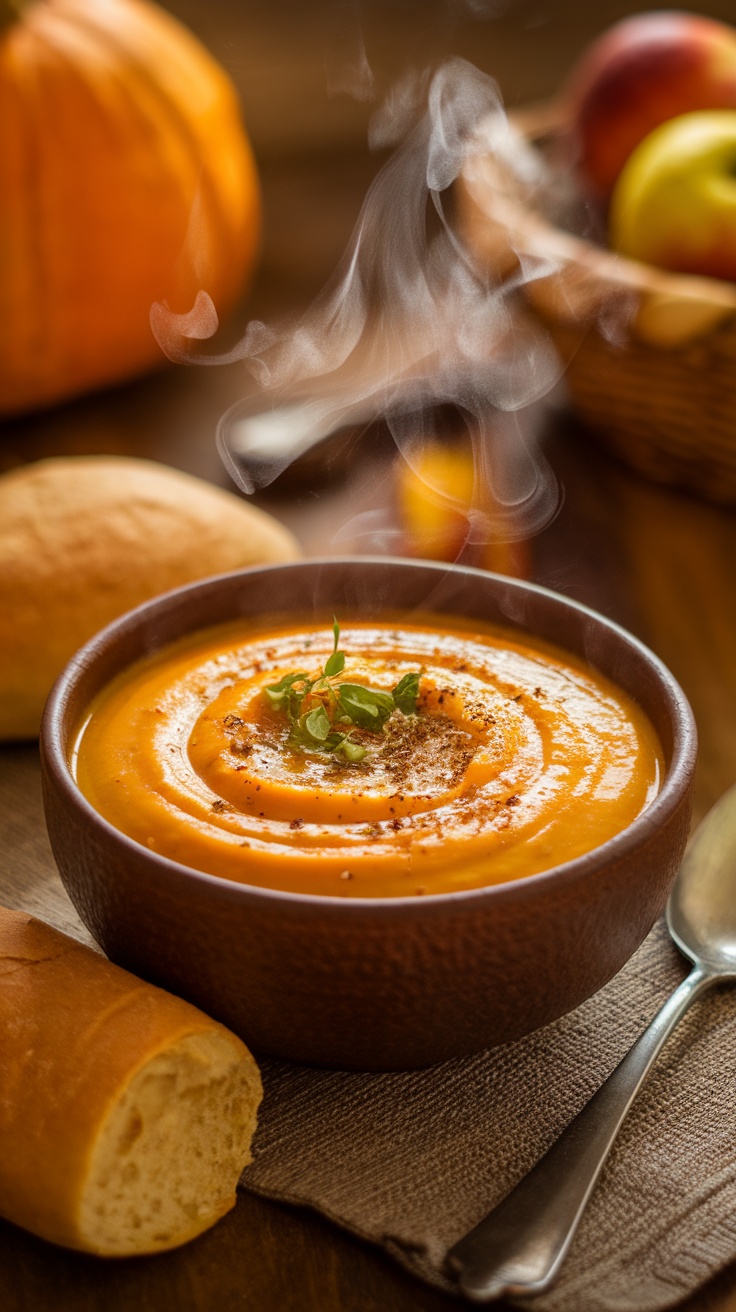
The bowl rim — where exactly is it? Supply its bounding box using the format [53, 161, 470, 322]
[41, 555, 697, 913]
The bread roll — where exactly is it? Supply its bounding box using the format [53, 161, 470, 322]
[0, 906, 263, 1256]
[0, 455, 300, 739]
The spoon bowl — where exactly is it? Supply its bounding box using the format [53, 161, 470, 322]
[668, 785, 736, 977]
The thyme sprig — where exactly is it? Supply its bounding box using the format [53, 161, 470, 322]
[265, 619, 420, 763]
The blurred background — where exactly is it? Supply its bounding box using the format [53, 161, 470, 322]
[4, 0, 735, 482]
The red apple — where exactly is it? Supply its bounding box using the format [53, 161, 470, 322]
[610, 110, 736, 282]
[564, 11, 736, 201]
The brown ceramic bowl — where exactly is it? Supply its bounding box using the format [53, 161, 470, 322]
[41, 558, 696, 1071]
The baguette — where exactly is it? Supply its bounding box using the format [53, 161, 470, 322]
[0, 455, 300, 740]
[0, 906, 262, 1256]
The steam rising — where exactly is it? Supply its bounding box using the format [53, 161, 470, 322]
[152, 58, 565, 544]
[325, 0, 374, 102]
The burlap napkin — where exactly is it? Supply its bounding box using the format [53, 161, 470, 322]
[4, 743, 736, 1311]
[245, 927, 736, 1311]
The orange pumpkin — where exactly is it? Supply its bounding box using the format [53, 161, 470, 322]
[0, 0, 260, 414]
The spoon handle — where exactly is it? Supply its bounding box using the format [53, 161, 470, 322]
[447, 964, 714, 1302]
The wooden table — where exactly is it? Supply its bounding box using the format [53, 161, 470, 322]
[3, 2, 736, 1307]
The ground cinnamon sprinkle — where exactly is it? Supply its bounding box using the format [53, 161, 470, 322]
[379, 709, 477, 790]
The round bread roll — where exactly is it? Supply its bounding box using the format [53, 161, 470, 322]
[0, 456, 300, 739]
[0, 906, 263, 1256]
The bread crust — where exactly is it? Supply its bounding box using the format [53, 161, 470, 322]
[0, 906, 262, 1254]
[0, 455, 300, 739]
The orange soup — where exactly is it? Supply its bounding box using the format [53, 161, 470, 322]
[73, 616, 663, 898]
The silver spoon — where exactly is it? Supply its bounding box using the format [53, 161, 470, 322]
[448, 782, 736, 1302]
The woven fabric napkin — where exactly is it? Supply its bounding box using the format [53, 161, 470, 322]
[5, 744, 736, 1311]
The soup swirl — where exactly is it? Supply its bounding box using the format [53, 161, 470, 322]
[73, 617, 663, 898]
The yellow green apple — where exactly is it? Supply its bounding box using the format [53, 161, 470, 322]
[565, 12, 736, 202]
[609, 110, 736, 281]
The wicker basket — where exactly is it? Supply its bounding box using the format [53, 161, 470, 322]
[458, 106, 736, 504]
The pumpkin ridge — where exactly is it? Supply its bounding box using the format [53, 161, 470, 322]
[27, 5, 206, 196]
[48, 0, 258, 313]
[59, 1, 254, 203]
[1, 23, 56, 394]
[14, 13, 201, 396]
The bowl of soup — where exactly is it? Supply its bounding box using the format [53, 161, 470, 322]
[41, 558, 696, 1069]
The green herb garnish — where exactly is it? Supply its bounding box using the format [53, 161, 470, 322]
[264, 619, 421, 763]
